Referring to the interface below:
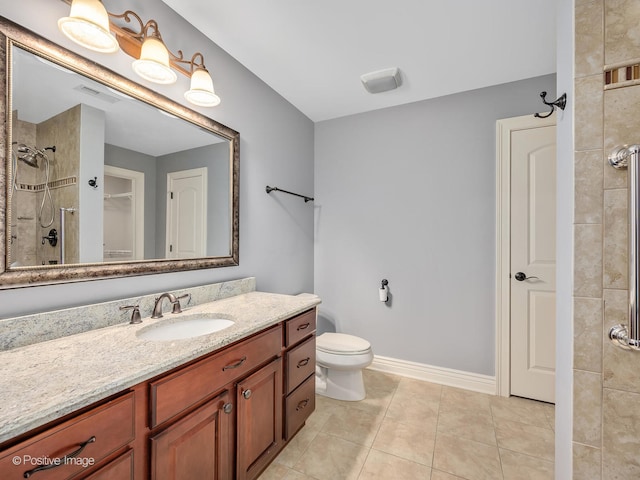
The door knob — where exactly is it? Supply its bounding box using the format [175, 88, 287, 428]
[223, 403, 233, 414]
[514, 272, 539, 281]
[242, 389, 252, 400]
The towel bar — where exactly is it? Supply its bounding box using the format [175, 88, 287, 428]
[608, 144, 640, 350]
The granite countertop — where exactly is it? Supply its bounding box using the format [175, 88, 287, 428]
[0, 291, 320, 444]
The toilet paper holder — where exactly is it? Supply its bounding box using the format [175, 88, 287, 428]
[380, 279, 389, 303]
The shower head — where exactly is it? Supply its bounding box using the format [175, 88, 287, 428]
[19, 153, 39, 168]
[13, 144, 55, 168]
[15, 145, 40, 168]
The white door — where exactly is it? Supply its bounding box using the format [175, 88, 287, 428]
[509, 122, 556, 404]
[166, 168, 207, 258]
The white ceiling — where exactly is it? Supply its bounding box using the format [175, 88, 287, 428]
[161, 0, 558, 122]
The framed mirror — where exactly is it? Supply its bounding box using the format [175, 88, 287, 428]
[0, 17, 239, 288]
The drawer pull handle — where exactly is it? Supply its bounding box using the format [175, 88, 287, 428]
[222, 356, 247, 371]
[23, 435, 96, 478]
[223, 403, 233, 414]
[297, 357, 311, 368]
[297, 322, 310, 331]
[296, 399, 310, 411]
[242, 389, 252, 400]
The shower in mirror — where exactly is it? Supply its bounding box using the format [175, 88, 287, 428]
[11, 142, 56, 228]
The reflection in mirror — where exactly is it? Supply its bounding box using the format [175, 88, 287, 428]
[1, 17, 239, 288]
[10, 46, 231, 267]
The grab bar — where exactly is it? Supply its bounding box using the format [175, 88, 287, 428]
[59, 207, 76, 265]
[608, 145, 640, 350]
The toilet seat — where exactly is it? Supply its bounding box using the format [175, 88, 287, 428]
[316, 333, 371, 355]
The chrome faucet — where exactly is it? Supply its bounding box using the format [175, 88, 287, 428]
[151, 292, 191, 318]
[151, 293, 177, 319]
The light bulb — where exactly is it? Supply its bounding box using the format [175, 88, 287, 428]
[132, 36, 177, 84]
[58, 0, 119, 53]
[184, 68, 220, 107]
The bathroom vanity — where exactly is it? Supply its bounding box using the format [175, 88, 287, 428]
[0, 289, 318, 480]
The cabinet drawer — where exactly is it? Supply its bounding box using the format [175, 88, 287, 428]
[0, 392, 135, 480]
[150, 326, 282, 428]
[285, 309, 316, 347]
[284, 375, 315, 440]
[285, 336, 315, 394]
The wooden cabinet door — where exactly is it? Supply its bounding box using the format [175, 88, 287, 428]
[236, 358, 282, 480]
[83, 450, 134, 479]
[150, 390, 233, 480]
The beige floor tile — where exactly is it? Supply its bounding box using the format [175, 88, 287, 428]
[303, 402, 334, 431]
[433, 433, 503, 480]
[358, 449, 431, 479]
[500, 449, 554, 480]
[348, 374, 397, 416]
[495, 419, 555, 462]
[437, 409, 497, 446]
[268, 373, 555, 480]
[274, 421, 321, 468]
[315, 392, 351, 413]
[396, 377, 443, 401]
[430, 470, 466, 480]
[490, 396, 552, 429]
[386, 378, 441, 427]
[543, 403, 555, 431]
[440, 386, 493, 415]
[364, 368, 402, 393]
[258, 461, 317, 480]
[293, 432, 369, 480]
[321, 404, 385, 447]
[372, 417, 436, 466]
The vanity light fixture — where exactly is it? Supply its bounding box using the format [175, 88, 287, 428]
[58, 0, 119, 53]
[131, 20, 176, 84]
[184, 53, 220, 107]
[58, 0, 220, 106]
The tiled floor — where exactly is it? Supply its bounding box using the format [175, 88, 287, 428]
[259, 369, 555, 480]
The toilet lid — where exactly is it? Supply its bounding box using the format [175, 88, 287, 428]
[317, 333, 371, 354]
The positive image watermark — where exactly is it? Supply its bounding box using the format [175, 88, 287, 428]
[12, 454, 96, 469]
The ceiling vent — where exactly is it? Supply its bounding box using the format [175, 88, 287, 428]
[73, 84, 120, 103]
[360, 67, 402, 94]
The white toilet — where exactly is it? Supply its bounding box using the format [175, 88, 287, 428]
[315, 332, 373, 401]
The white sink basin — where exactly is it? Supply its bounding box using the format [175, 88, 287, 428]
[137, 316, 235, 341]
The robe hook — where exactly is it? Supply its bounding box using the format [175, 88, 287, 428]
[534, 91, 567, 119]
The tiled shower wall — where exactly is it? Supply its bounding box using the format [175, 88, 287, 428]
[573, 0, 640, 478]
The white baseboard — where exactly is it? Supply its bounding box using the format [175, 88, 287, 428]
[368, 355, 496, 395]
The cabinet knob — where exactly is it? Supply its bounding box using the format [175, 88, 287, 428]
[223, 403, 233, 414]
[242, 389, 252, 400]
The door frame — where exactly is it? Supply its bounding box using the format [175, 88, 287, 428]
[495, 113, 556, 397]
[103, 165, 145, 261]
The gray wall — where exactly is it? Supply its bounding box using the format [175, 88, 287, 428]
[156, 143, 230, 258]
[0, 0, 314, 317]
[314, 74, 556, 376]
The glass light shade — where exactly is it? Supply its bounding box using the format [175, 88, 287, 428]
[184, 68, 221, 107]
[132, 36, 177, 84]
[57, 0, 119, 53]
